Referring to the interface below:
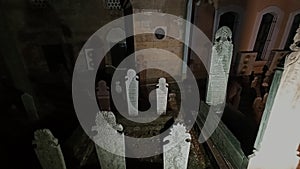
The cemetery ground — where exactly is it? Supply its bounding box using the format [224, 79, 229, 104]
[0, 79, 216, 169]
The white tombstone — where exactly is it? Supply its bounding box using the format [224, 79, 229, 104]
[156, 78, 169, 115]
[163, 123, 191, 169]
[125, 69, 139, 116]
[248, 26, 300, 169]
[92, 111, 126, 169]
[21, 93, 39, 121]
[33, 129, 67, 169]
[206, 26, 233, 105]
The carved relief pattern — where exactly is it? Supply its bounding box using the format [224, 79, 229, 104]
[125, 69, 139, 116]
[281, 49, 300, 108]
[163, 123, 191, 169]
[92, 111, 126, 169]
[206, 26, 233, 105]
[33, 129, 67, 169]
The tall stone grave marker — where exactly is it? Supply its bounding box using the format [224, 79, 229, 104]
[206, 26, 233, 105]
[92, 111, 126, 169]
[96, 80, 111, 111]
[33, 129, 67, 169]
[163, 123, 191, 169]
[168, 93, 178, 112]
[125, 69, 139, 116]
[21, 93, 39, 121]
[248, 26, 300, 169]
[156, 78, 168, 115]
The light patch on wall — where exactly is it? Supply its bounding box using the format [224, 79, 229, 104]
[106, 27, 126, 43]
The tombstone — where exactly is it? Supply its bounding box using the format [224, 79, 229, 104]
[206, 26, 233, 105]
[168, 93, 178, 112]
[262, 75, 271, 93]
[254, 66, 284, 152]
[156, 78, 169, 115]
[125, 69, 139, 116]
[21, 93, 39, 121]
[96, 80, 111, 111]
[227, 81, 242, 110]
[251, 76, 262, 97]
[248, 26, 300, 169]
[115, 81, 122, 94]
[92, 111, 126, 169]
[252, 93, 268, 124]
[32, 129, 67, 169]
[163, 123, 191, 169]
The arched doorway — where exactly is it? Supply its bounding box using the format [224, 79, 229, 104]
[218, 12, 239, 39]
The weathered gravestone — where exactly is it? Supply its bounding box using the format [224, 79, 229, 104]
[125, 69, 139, 116]
[168, 93, 178, 112]
[115, 81, 122, 94]
[254, 67, 284, 151]
[92, 111, 126, 169]
[252, 93, 268, 125]
[248, 25, 300, 169]
[227, 81, 242, 110]
[156, 78, 169, 115]
[96, 80, 111, 111]
[206, 26, 233, 106]
[163, 123, 191, 169]
[21, 93, 39, 121]
[32, 129, 67, 169]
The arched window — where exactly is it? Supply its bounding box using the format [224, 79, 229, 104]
[253, 13, 276, 60]
[284, 14, 300, 50]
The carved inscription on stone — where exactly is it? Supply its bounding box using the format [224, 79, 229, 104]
[163, 123, 191, 169]
[125, 69, 139, 116]
[92, 111, 126, 169]
[206, 26, 233, 105]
